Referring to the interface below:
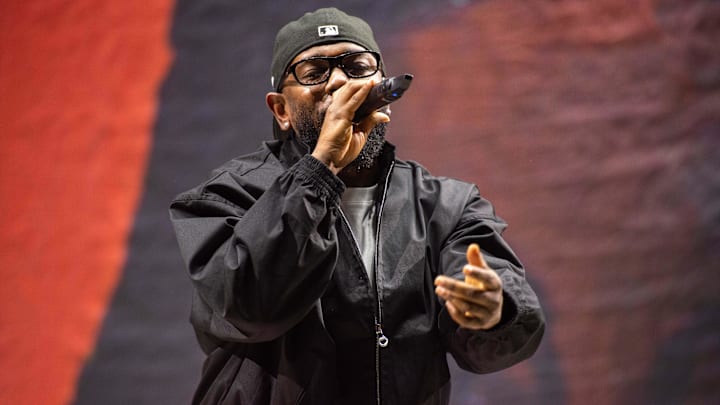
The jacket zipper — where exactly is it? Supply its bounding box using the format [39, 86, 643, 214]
[373, 160, 394, 405]
[338, 207, 387, 405]
[337, 161, 395, 405]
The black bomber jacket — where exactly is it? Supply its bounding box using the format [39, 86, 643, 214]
[170, 137, 545, 405]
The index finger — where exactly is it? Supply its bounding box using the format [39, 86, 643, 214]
[335, 78, 376, 112]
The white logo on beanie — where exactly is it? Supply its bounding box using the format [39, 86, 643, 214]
[318, 25, 339, 37]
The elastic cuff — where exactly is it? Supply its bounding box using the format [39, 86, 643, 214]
[292, 155, 346, 204]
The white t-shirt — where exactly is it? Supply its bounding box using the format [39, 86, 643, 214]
[340, 185, 378, 287]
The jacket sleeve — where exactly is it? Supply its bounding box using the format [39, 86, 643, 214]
[438, 185, 545, 374]
[169, 155, 345, 345]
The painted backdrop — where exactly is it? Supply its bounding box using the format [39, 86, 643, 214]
[1, 0, 718, 404]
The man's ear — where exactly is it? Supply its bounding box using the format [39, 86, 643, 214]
[266, 92, 292, 131]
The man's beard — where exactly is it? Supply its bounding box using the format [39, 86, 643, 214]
[294, 107, 387, 171]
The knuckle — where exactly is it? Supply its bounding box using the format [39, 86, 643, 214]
[442, 280, 457, 291]
[468, 289, 484, 301]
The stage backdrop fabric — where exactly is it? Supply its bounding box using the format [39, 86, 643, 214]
[1, 1, 718, 404]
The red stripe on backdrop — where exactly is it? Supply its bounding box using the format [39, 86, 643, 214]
[0, 1, 173, 404]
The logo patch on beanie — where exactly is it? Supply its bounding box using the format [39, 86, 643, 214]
[318, 25, 339, 37]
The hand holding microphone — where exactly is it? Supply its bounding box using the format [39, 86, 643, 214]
[313, 74, 414, 173]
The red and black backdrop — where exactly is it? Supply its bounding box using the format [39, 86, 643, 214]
[1, 1, 719, 404]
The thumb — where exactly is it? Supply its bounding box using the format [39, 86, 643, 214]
[464, 243, 488, 289]
[466, 243, 489, 269]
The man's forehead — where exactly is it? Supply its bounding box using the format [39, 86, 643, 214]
[291, 42, 367, 63]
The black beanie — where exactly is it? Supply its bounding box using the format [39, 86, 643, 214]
[270, 8, 382, 91]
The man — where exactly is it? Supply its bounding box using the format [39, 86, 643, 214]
[170, 7, 544, 405]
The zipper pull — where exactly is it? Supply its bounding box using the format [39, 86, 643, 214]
[376, 323, 389, 348]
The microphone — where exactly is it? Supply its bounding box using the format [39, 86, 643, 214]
[353, 74, 414, 123]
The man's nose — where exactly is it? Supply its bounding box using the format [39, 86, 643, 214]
[324, 66, 348, 93]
